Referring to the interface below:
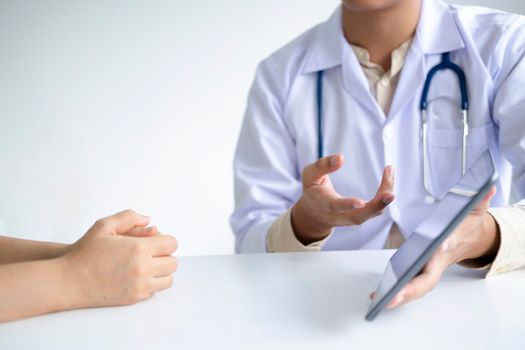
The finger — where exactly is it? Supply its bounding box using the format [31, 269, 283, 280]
[330, 196, 366, 212]
[473, 186, 497, 213]
[302, 154, 344, 186]
[367, 192, 396, 213]
[347, 192, 395, 224]
[97, 209, 150, 235]
[152, 255, 178, 277]
[388, 252, 448, 309]
[145, 234, 178, 256]
[386, 292, 406, 309]
[375, 165, 395, 196]
[151, 275, 174, 293]
[388, 272, 438, 308]
[341, 167, 395, 224]
[124, 226, 158, 237]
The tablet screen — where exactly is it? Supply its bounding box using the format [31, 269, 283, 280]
[366, 150, 497, 319]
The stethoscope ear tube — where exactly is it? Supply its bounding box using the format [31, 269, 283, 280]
[317, 70, 324, 159]
[315, 51, 469, 202]
[419, 51, 470, 200]
[420, 52, 469, 110]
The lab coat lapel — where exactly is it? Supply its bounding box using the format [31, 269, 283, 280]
[387, 42, 426, 120]
[341, 46, 385, 119]
[302, 6, 384, 120]
[387, 0, 465, 121]
[302, 7, 344, 74]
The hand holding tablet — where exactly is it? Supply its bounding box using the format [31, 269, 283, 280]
[366, 150, 499, 321]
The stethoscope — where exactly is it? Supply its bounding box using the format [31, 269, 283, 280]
[316, 51, 469, 202]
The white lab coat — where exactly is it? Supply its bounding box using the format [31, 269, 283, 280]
[231, 0, 525, 253]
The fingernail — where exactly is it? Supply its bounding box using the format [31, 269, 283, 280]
[382, 195, 394, 205]
[440, 242, 449, 253]
[330, 155, 339, 167]
[390, 166, 395, 181]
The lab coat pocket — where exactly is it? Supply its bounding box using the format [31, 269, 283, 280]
[427, 123, 495, 199]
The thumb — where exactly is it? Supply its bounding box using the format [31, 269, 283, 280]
[123, 225, 158, 237]
[96, 209, 150, 235]
[302, 154, 344, 186]
[473, 186, 497, 214]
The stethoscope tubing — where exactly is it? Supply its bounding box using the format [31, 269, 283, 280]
[315, 51, 469, 201]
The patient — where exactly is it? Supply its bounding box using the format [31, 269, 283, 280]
[0, 210, 178, 323]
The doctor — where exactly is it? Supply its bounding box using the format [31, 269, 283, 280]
[231, 0, 525, 307]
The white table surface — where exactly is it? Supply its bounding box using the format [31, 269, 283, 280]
[1, 250, 524, 349]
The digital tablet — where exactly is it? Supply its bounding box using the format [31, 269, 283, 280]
[365, 150, 498, 321]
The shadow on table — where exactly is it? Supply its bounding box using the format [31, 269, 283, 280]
[237, 252, 382, 333]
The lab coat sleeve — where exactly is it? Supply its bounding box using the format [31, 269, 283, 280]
[465, 18, 525, 276]
[230, 59, 303, 253]
[491, 16, 525, 205]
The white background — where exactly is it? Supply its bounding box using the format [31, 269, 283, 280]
[0, 0, 523, 256]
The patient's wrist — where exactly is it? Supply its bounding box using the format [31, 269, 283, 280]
[56, 243, 72, 258]
[56, 255, 90, 310]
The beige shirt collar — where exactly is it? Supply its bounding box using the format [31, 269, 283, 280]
[349, 39, 412, 79]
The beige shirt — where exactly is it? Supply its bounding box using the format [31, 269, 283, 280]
[266, 40, 525, 277]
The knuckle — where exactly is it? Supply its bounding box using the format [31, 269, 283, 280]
[302, 165, 313, 180]
[167, 236, 178, 252]
[128, 280, 146, 301]
[138, 291, 153, 301]
[130, 240, 146, 255]
[130, 260, 147, 277]
[123, 209, 136, 219]
[94, 218, 108, 230]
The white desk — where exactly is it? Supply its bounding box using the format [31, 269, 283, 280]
[1, 251, 524, 349]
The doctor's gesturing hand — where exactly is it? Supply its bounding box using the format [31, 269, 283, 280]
[291, 154, 395, 245]
[384, 187, 500, 309]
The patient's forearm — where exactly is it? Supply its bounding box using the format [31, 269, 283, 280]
[0, 258, 78, 323]
[0, 236, 70, 264]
